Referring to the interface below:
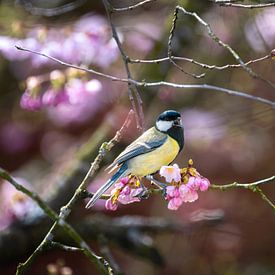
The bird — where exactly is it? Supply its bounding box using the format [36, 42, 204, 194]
[85, 110, 184, 208]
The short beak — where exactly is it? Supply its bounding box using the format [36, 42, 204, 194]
[173, 118, 182, 127]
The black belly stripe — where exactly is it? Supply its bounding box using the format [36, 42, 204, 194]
[167, 126, 184, 151]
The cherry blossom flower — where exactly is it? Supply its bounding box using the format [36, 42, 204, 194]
[160, 164, 181, 183]
[105, 176, 143, 211]
[161, 159, 211, 210]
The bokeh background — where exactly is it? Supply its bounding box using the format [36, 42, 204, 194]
[0, 0, 275, 274]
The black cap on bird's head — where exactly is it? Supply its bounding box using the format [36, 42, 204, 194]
[156, 110, 182, 132]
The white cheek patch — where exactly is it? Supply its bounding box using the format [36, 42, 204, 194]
[156, 120, 173, 132]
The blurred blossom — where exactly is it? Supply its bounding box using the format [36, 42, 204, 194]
[0, 178, 36, 230]
[20, 90, 43, 111]
[182, 108, 227, 148]
[40, 131, 76, 162]
[126, 22, 162, 53]
[0, 36, 40, 61]
[46, 78, 103, 126]
[245, 9, 275, 52]
[0, 14, 119, 69]
[42, 88, 69, 107]
[0, 122, 33, 154]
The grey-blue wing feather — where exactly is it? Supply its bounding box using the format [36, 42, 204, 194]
[108, 127, 167, 169]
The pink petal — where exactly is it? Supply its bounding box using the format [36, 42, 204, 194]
[121, 185, 131, 195]
[182, 190, 199, 203]
[105, 198, 118, 211]
[167, 197, 183, 210]
[120, 177, 129, 185]
[166, 185, 176, 197]
[199, 178, 210, 191]
[118, 193, 140, 204]
[159, 164, 181, 183]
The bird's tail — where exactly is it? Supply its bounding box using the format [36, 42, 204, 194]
[85, 163, 128, 209]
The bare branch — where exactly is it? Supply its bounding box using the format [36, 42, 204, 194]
[211, 175, 275, 210]
[212, 1, 275, 9]
[130, 54, 271, 71]
[103, 0, 145, 131]
[0, 168, 113, 275]
[167, 6, 206, 79]
[111, 0, 156, 12]
[14, 46, 275, 108]
[174, 6, 275, 89]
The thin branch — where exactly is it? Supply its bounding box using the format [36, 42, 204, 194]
[48, 241, 84, 252]
[14, 46, 275, 108]
[214, 1, 275, 9]
[12, 110, 134, 274]
[167, 7, 206, 79]
[211, 175, 275, 210]
[129, 54, 271, 70]
[103, 0, 145, 131]
[0, 168, 113, 275]
[174, 6, 275, 89]
[111, 0, 156, 12]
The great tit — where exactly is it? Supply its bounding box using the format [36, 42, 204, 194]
[86, 110, 184, 208]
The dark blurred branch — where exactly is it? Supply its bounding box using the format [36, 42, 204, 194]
[211, 175, 275, 210]
[15, 46, 275, 108]
[0, 169, 113, 275]
[0, 110, 137, 274]
[103, 0, 144, 131]
[98, 235, 124, 275]
[16, 0, 87, 16]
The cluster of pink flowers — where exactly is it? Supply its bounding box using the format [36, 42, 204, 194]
[105, 177, 143, 211]
[0, 14, 118, 69]
[20, 69, 102, 111]
[104, 160, 210, 211]
[160, 160, 210, 210]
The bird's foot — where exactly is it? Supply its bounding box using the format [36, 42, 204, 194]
[146, 175, 167, 189]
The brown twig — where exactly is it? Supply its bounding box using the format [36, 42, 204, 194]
[212, 1, 275, 9]
[173, 6, 275, 89]
[111, 0, 156, 12]
[15, 46, 275, 108]
[103, 0, 145, 131]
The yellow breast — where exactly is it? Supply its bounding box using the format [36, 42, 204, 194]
[127, 136, 180, 177]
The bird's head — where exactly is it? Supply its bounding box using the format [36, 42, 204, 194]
[156, 110, 182, 132]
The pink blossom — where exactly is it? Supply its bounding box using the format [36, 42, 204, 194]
[160, 164, 181, 183]
[105, 198, 118, 211]
[199, 178, 210, 191]
[118, 187, 143, 205]
[165, 185, 183, 210]
[105, 177, 143, 210]
[179, 184, 199, 203]
[20, 90, 42, 111]
[168, 197, 183, 210]
[0, 178, 36, 230]
[42, 89, 69, 107]
[187, 176, 210, 192]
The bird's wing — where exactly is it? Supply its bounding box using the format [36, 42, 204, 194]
[107, 127, 167, 171]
